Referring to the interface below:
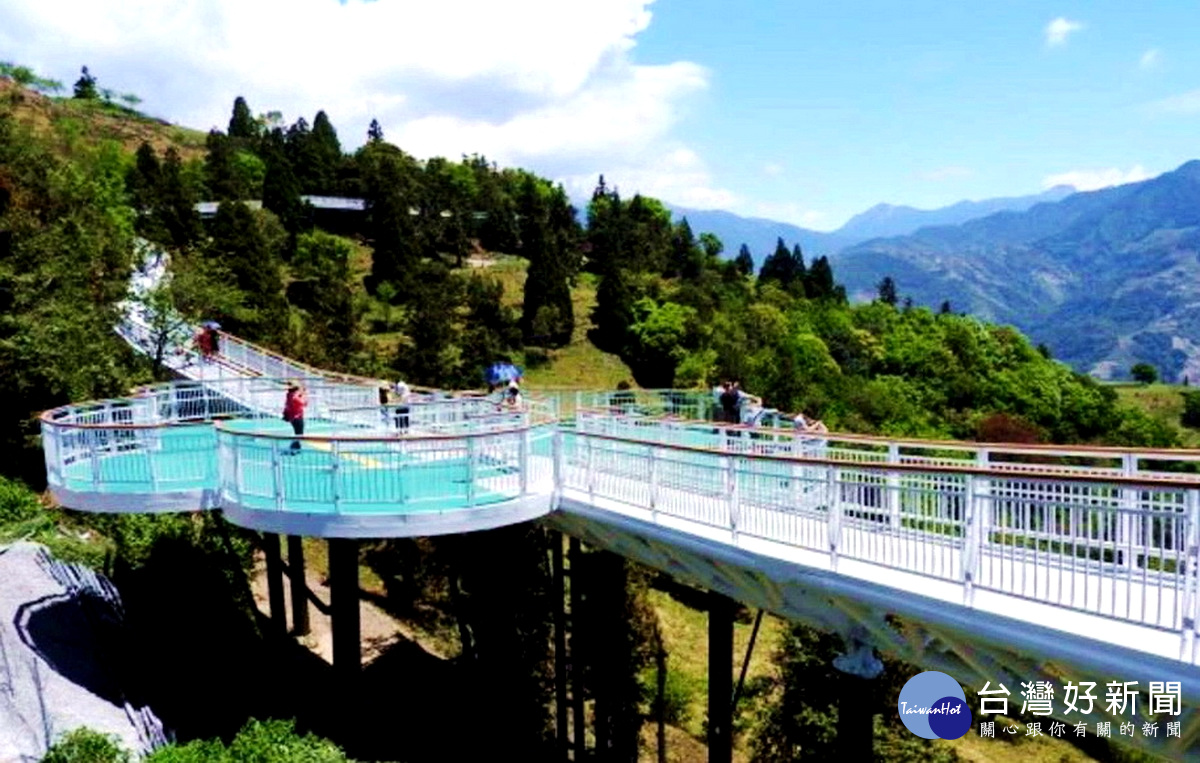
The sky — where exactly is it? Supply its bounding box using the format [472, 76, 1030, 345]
[2, 0, 1198, 230]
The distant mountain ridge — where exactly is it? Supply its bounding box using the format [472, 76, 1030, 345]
[833, 160, 1200, 382]
[665, 186, 1077, 265]
[836, 186, 1076, 241]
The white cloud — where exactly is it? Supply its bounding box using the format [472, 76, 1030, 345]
[0, 0, 718, 202]
[560, 147, 737, 211]
[1041, 165, 1153, 192]
[920, 165, 972, 182]
[1146, 89, 1200, 115]
[763, 162, 783, 177]
[1044, 17, 1083, 46]
[1139, 48, 1161, 70]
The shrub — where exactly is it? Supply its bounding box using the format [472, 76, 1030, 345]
[0, 475, 41, 525]
[41, 728, 130, 763]
[1182, 390, 1200, 428]
[145, 719, 353, 763]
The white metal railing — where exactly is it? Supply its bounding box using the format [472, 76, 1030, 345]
[216, 422, 556, 515]
[328, 395, 559, 434]
[558, 428, 1200, 647]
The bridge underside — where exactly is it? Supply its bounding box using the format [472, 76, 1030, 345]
[548, 496, 1200, 757]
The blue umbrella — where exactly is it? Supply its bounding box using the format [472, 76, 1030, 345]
[484, 362, 523, 385]
[201, 320, 222, 329]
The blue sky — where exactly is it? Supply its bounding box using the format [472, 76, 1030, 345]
[2, 0, 1198, 229]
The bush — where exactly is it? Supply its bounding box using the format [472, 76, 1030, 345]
[1131, 362, 1158, 384]
[145, 719, 354, 763]
[0, 475, 41, 525]
[1182, 390, 1200, 428]
[42, 728, 130, 763]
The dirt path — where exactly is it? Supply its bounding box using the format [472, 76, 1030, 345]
[248, 552, 451, 666]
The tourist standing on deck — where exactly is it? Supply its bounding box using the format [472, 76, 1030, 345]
[283, 384, 307, 453]
[393, 380, 411, 431]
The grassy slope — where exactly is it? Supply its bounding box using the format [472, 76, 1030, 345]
[1, 78, 208, 159]
[1111, 382, 1200, 447]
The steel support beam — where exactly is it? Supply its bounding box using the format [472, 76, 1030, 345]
[553, 532, 569, 758]
[707, 591, 734, 763]
[263, 532, 286, 635]
[833, 640, 884, 761]
[569, 536, 586, 761]
[329, 538, 361, 677]
[287, 534, 310, 636]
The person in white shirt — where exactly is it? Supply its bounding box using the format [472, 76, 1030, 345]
[392, 380, 411, 431]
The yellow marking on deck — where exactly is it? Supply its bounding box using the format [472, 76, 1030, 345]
[304, 440, 385, 468]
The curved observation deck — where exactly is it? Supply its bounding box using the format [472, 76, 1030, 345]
[41, 378, 558, 536]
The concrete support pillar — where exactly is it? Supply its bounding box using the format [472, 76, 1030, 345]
[552, 533, 569, 758]
[329, 538, 361, 677]
[833, 640, 884, 761]
[569, 536, 586, 761]
[287, 535, 309, 636]
[263, 532, 286, 635]
[707, 591, 734, 763]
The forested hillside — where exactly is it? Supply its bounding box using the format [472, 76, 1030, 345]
[834, 160, 1200, 383]
[0, 67, 1173, 763]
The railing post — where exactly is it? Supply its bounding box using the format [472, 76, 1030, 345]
[467, 436, 477, 507]
[519, 431, 529, 496]
[727, 455, 739, 541]
[1118, 453, 1137, 568]
[976, 449, 991, 558]
[962, 474, 979, 607]
[648, 444, 659, 521]
[827, 464, 841, 571]
[331, 440, 341, 515]
[586, 435, 595, 503]
[272, 440, 285, 512]
[90, 430, 102, 489]
[1182, 488, 1200, 663]
[887, 442, 901, 528]
[552, 430, 563, 506]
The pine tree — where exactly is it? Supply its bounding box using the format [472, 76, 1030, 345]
[72, 66, 97, 99]
[877, 276, 898, 306]
[260, 127, 307, 233]
[939, 300, 953, 315]
[367, 118, 384, 143]
[759, 237, 798, 289]
[520, 177, 578, 347]
[208, 201, 287, 341]
[127, 142, 162, 239]
[309, 110, 343, 195]
[227, 96, 258, 141]
[157, 148, 203, 250]
[359, 141, 423, 294]
[806, 256, 836, 300]
[735, 244, 755, 275]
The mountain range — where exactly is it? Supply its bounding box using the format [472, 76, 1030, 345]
[666, 185, 1075, 264]
[666, 163, 1200, 382]
[832, 159, 1200, 382]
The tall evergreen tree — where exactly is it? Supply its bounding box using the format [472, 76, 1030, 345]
[359, 142, 424, 294]
[735, 243, 755, 276]
[260, 127, 307, 233]
[227, 96, 258, 141]
[157, 147, 203, 250]
[806, 256, 837, 300]
[877, 276, 898, 306]
[367, 118, 384, 143]
[308, 110, 343, 195]
[759, 237, 799, 290]
[72, 66, 97, 99]
[519, 177, 578, 347]
[207, 201, 287, 341]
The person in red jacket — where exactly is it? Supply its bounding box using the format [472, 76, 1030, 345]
[282, 384, 307, 454]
